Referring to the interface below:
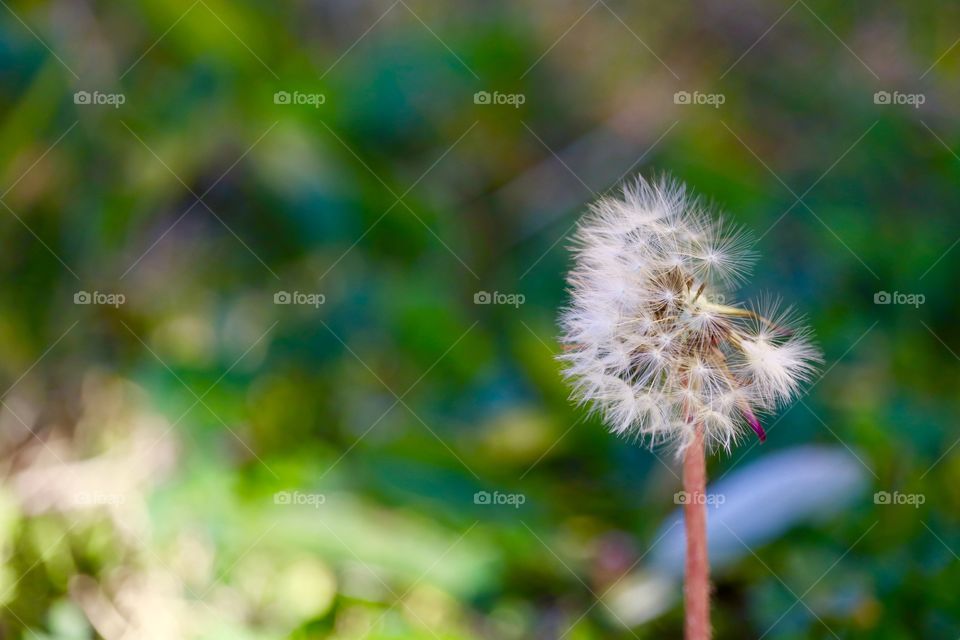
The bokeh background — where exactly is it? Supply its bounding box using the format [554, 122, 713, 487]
[0, 1, 958, 638]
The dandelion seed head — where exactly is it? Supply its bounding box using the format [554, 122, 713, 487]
[558, 175, 821, 454]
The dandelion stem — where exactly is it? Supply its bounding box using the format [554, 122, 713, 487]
[683, 423, 711, 640]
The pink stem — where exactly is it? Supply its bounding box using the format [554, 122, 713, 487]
[683, 424, 711, 639]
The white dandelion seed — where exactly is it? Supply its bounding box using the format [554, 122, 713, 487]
[558, 175, 822, 454]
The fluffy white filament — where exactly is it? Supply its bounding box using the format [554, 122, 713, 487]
[559, 176, 821, 453]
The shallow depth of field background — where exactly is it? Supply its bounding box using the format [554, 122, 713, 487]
[0, 1, 958, 638]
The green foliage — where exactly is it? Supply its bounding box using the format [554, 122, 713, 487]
[0, 0, 958, 637]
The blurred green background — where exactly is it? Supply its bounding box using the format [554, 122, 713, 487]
[0, 1, 958, 638]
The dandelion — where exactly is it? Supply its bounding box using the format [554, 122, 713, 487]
[558, 175, 821, 639]
[559, 175, 820, 453]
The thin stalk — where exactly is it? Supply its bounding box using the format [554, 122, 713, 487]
[683, 423, 711, 639]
